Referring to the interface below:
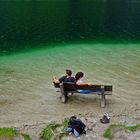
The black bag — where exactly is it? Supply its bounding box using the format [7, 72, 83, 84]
[68, 116, 86, 134]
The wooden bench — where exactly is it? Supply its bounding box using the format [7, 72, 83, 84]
[53, 82, 112, 107]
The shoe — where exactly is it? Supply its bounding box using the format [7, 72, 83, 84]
[68, 92, 73, 96]
[100, 113, 110, 124]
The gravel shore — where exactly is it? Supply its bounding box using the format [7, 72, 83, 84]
[16, 102, 140, 140]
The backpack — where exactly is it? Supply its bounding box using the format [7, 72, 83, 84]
[67, 116, 86, 136]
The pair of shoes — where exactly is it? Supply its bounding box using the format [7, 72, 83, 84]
[100, 113, 110, 124]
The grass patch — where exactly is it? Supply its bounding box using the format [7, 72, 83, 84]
[103, 124, 140, 139]
[0, 128, 18, 139]
[21, 133, 31, 140]
[126, 124, 140, 132]
[40, 118, 69, 140]
[0, 127, 31, 140]
[103, 127, 112, 139]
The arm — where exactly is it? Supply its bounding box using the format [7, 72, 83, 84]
[53, 76, 66, 83]
[53, 77, 60, 83]
[76, 80, 92, 86]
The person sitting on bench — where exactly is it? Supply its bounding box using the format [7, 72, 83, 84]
[53, 69, 76, 84]
[75, 72, 96, 93]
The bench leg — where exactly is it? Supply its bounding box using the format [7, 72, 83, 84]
[60, 84, 68, 103]
[101, 93, 106, 107]
[60, 94, 67, 103]
[60, 92, 68, 104]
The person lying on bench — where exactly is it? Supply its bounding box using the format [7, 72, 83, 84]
[75, 72, 96, 93]
[53, 69, 76, 84]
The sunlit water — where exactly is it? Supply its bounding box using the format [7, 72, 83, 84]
[0, 43, 140, 127]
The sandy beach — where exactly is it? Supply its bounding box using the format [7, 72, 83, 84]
[0, 43, 140, 139]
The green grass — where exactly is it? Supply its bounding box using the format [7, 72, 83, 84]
[103, 127, 112, 139]
[0, 128, 18, 139]
[40, 118, 69, 140]
[21, 133, 31, 140]
[103, 124, 140, 139]
[0, 128, 31, 140]
[126, 124, 140, 132]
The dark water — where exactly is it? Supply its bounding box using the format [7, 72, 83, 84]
[0, 0, 140, 53]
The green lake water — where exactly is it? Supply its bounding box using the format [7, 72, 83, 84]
[0, 0, 140, 126]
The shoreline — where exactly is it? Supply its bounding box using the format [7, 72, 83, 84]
[1, 102, 139, 140]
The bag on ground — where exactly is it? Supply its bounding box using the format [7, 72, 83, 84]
[66, 116, 86, 137]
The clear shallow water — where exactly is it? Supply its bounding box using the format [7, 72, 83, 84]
[0, 43, 140, 126]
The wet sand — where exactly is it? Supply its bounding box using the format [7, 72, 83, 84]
[0, 43, 140, 139]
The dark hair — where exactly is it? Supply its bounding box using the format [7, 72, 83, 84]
[75, 72, 84, 81]
[66, 69, 72, 76]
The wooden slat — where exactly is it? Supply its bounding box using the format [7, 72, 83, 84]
[76, 85, 101, 90]
[104, 85, 112, 91]
[53, 82, 113, 92]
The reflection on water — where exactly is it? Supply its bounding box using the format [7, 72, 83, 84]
[0, 43, 140, 126]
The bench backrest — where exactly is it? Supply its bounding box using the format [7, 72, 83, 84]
[62, 82, 77, 92]
[104, 85, 112, 92]
[76, 84, 101, 90]
[53, 82, 112, 92]
[62, 82, 112, 92]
